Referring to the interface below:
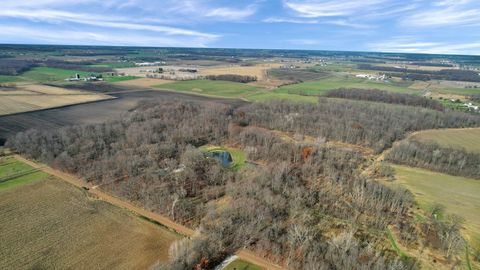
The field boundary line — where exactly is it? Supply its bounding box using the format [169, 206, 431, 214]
[13, 154, 195, 237]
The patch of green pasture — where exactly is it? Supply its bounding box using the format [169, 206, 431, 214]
[276, 75, 418, 95]
[0, 171, 49, 190]
[22, 67, 92, 83]
[0, 158, 35, 178]
[224, 259, 263, 270]
[0, 75, 23, 83]
[157, 80, 261, 98]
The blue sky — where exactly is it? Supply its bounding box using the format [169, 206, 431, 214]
[0, 0, 479, 55]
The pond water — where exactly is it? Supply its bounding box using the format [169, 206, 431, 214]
[206, 151, 233, 167]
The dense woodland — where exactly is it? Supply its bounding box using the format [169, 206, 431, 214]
[235, 99, 480, 152]
[6, 99, 476, 269]
[387, 140, 480, 179]
[204, 74, 257, 83]
[325, 89, 444, 111]
[0, 59, 37, 75]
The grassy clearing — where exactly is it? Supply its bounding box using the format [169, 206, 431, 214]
[199, 145, 246, 170]
[104, 75, 139, 82]
[275, 75, 418, 95]
[157, 80, 261, 98]
[224, 259, 263, 270]
[0, 168, 180, 269]
[389, 165, 480, 238]
[0, 75, 22, 83]
[0, 171, 49, 190]
[0, 157, 33, 178]
[410, 128, 480, 153]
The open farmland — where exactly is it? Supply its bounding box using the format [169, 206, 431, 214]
[388, 165, 480, 240]
[409, 128, 480, 153]
[0, 157, 180, 270]
[275, 75, 419, 95]
[0, 84, 113, 116]
[20, 67, 137, 84]
[157, 79, 261, 98]
[113, 77, 174, 88]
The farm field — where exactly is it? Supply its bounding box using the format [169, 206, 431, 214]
[157, 80, 261, 98]
[114, 77, 174, 88]
[0, 84, 113, 116]
[409, 128, 480, 153]
[0, 156, 180, 269]
[20, 67, 138, 83]
[388, 165, 480, 240]
[0, 75, 23, 83]
[157, 79, 317, 102]
[275, 75, 419, 95]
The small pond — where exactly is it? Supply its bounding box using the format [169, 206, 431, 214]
[205, 151, 233, 167]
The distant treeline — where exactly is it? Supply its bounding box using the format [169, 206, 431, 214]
[410, 62, 454, 67]
[325, 88, 444, 111]
[268, 68, 328, 82]
[0, 59, 38, 75]
[387, 140, 480, 179]
[0, 59, 112, 76]
[358, 64, 480, 82]
[235, 99, 480, 152]
[43, 59, 113, 73]
[205, 74, 257, 83]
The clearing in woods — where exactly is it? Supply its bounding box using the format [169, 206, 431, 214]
[0, 156, 180, 269]
[224, 259, 263, 270]
[409, 128, 480, 153]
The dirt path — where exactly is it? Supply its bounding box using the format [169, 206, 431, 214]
[236, 250, 285, 270]
[14, 155, 195, 237]
[14, 155, 285, 269]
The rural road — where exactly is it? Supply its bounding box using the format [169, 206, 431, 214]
[13, 154, 285, 270]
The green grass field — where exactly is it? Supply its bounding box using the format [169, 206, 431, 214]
[157, 80, 261, 98]
[275, 75, 418, 95]
[157, 80, 315, 103]
[224, 259, 262, 270]
[410, 128, 480, 153]
[389, 165, 480, 238]
[0, 157, 49, 190]
[20, 67, 138, 83]
[199, 145, 246, 170]
[0, 75, 23, 83]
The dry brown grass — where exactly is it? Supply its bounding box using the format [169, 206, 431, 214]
[0, 84, 113, 116]
[0, 177, 180, 270]
[114, 77, 174, 88]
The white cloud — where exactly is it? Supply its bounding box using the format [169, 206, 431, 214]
[263, 17, 319, 24]
[369, 38, 480, 55]
[283, 0, 386, 17]
[0, 25, 213, 47]
[205, 5, 258, 20]
[0, 9, 219, 39]
[402, 0, 480, 27]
